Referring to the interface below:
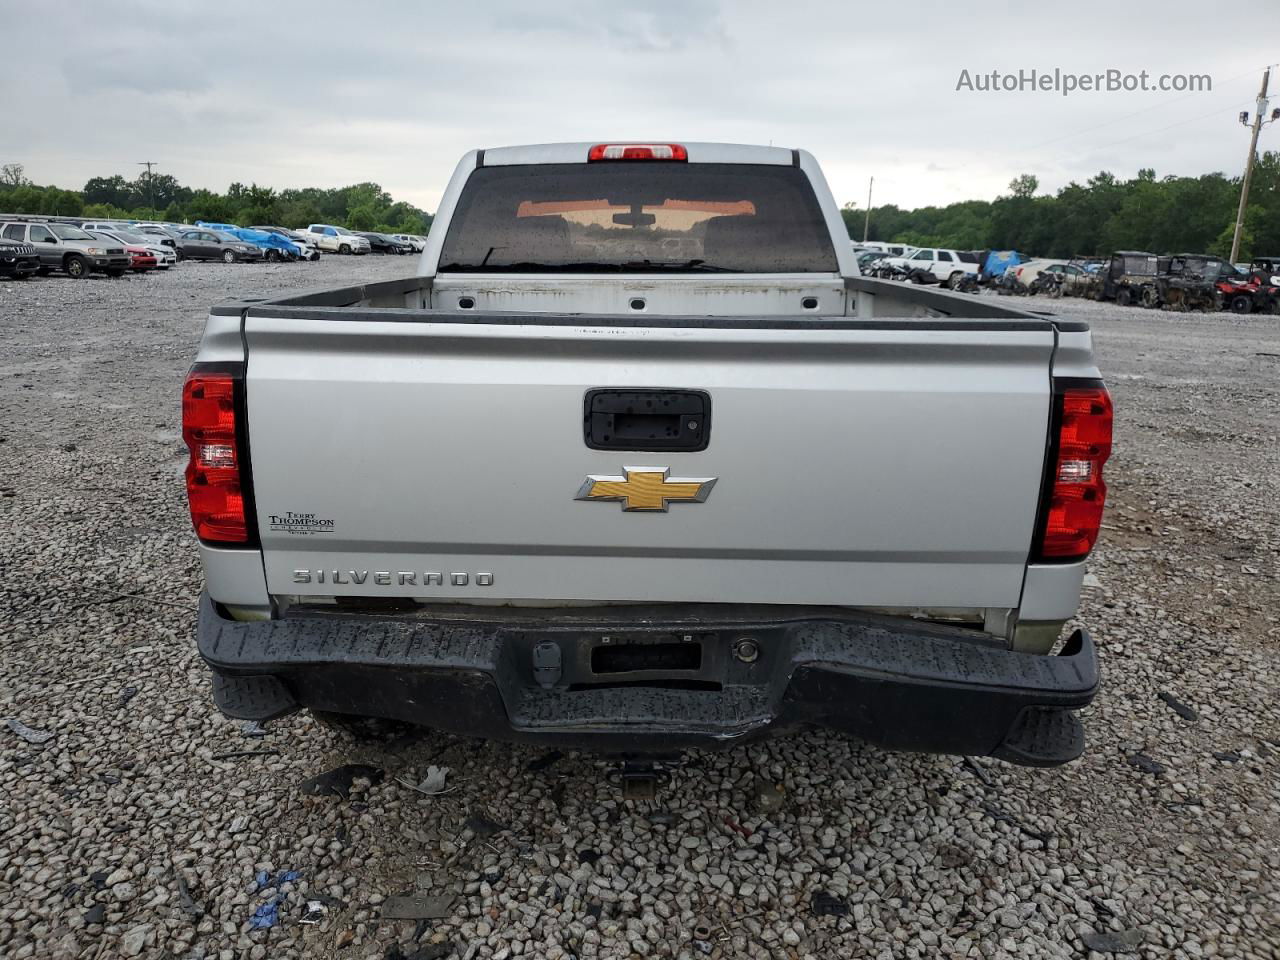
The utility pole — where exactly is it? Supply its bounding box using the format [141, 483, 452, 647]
[1230, 68, 1271, 263]
[138, 160, 157, 210]
[862, 176, 873, 242]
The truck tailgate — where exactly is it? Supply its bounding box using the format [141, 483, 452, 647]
[243, 314, 1055, 608]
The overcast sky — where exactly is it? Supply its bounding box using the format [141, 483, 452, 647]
[2, 1, 1276, 213]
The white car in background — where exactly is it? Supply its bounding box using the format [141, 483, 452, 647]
[301, 224, 370, 255]
[81, 221, 175, 252]
[1007, 259, 1069, 289]
[81, 220, 136, 234]
[855, 240, 918, 258]
[393, 233, 427, 252]
[129, 224, 184, 247]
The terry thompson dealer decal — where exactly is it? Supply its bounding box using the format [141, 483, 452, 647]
[268, 510, 335, 535]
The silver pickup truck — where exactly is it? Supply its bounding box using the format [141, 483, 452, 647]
[185, 142, 1110, 768]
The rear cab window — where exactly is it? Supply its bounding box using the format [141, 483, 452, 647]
[439, 163, 838, 273]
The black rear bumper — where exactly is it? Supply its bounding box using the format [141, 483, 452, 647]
[197, 593, 1099, 766]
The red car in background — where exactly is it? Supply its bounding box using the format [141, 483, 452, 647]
[87, 230, 158, 273]
[124, 245, 158, 272]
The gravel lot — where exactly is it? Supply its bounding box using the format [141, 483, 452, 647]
[1, 261, 1277, 960]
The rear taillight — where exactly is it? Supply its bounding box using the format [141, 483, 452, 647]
[183, 367, 253, 545]
[587, 143, 688, 162]
[1035, 383, 1112, 562]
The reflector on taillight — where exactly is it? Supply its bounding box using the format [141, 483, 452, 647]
[1034, 383, 1112, 562]
[183, 367, 253, 545]
[587, 143, 689, 162]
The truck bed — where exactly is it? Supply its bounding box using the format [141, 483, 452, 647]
[230, 273, 1087, 323]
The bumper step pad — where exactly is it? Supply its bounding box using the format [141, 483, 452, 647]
[992, 705, 1086, 767]
[211, 672, 296, 721]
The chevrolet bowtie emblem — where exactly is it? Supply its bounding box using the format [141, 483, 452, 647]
[576, 466, 717, 512]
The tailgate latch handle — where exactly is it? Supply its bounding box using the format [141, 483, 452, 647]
[584, 389, 711, 452]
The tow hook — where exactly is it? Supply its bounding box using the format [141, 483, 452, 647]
[733, 636, 760, 663]
[606, 759, 675, 800]
[531, 641, 562, 689]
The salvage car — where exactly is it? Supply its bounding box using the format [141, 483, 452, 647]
[229, 227, 304, 262]
[355, 231, 415, 254]
[301, 224, 370, 255]
[855, 249, 888, 272]
[88, 227, 177, 269]
[1004, 259, 1067, 292]
[128, 224, 181, 248]
[0, 235, 40, 278]
[1035, 263, 1092, 297]
[91, 233, 158, 273]
[249, 226, 322, 261]
[392, 233, 428, 252]
[0, 220, 131, 278]
[174, 228, 265, 263]
[80, 220, 132, 234]
[858, 240, 918, 258]
[186, 141, 1109, 775]
[880, 246, 981, 288]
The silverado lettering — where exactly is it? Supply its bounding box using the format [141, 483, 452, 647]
[292, 570, 495, 586]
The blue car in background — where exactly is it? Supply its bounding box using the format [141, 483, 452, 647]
[195, 222, 304, 261]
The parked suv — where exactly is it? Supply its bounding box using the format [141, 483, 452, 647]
[302, 224, 370, 255]
[0, 220, 132, 278]
[882, 247, 981, 288]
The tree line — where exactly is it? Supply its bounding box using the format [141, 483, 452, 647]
[842, 154, 1279, 261]
[0, 163, 432, 235]
[4, 154, 1275, 259]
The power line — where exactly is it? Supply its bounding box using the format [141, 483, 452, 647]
[1085, 102, 1257, 154]
[1017, 66, 1266, 155]
[138, 160, 158, 209]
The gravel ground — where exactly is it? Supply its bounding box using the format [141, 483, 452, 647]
[1, 264, 1277, 960]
